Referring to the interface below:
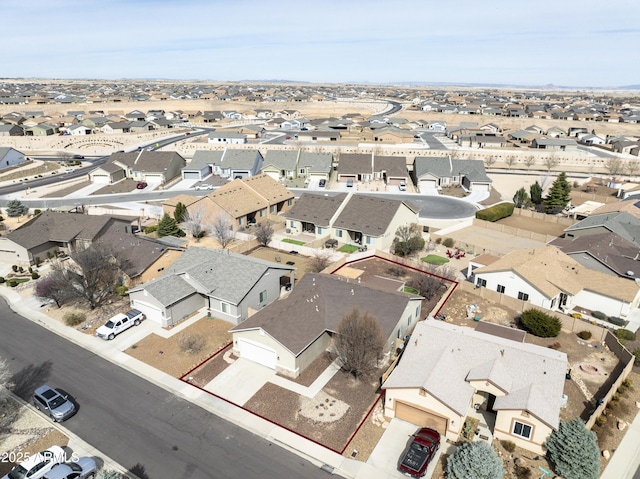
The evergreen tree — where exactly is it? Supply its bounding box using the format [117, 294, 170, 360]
[544, 172, 571, 213]
[513, 187, 530, 208]
[157, 213, 180, 237]
[530, 181, 543, 205]
[446, 441, 504, 479]
[6, 199, 28, 217]
[173, 202, 187, 223]
[545, 419, 599, 479]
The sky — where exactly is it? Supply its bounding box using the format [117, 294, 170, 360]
[2, 0, 639, 88]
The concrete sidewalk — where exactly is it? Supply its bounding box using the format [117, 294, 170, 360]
[0, 286, 402, 479]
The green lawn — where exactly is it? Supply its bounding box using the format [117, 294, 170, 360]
[282, 238, 306, 246]
[403, 286, 419, 294]
[421, 254, 450, 265]
[337, 244, 360, 253]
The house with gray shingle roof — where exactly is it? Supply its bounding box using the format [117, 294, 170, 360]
[563, 211, 640, 248]
[473, 245, 640, 319]
[0, 147, 27, 168]
[230, 272, 422, 377]
[90, 151, 185, 185]
[383, 320, 567, 454]
[128, 247, 295, 327]
[261, 150, 332, 182]
[413, 156, 492, 192]
[184, 149, 263, 180]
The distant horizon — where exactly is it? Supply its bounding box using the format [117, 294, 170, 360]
[2, 0, 639, 88]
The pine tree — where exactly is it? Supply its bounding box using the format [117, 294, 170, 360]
[6, 199, 28, 217]
[157, 213, 180, 237]
[530, 181, 543, 205]
[513, 187, 530, 208]
[544, 172, 571, 213]
[174, 202, 187, 223]
[545, 419, 599, 479]
[446, 441, 504, 479]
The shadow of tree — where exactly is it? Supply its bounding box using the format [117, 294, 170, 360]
[128, 464, 150, 479]
[10, 360, 53, 399]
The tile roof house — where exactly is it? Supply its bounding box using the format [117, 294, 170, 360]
[413, 156, 492, 192]
[472, 246, 640, 319]
[230, 273, 422, 377]
[284, 193, 419, 250]
[383, 320, 567, 454]
[128, 247, 295, 327]
[89, 151, 185, 185]
[0, 211, 135, 266]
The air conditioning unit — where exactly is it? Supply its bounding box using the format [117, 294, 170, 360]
[286, 228, 291, 234]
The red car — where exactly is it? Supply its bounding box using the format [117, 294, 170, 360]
[136, 182, 147, 189]
[398, 427, 441, 478]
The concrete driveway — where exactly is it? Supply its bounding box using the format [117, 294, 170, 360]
[367, 418, 446, 479]
[204, 357, 275, 406]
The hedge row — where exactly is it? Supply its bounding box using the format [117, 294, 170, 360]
[475, 202, 515, 222]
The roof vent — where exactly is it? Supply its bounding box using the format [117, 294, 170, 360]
[627, 271, 635, 276]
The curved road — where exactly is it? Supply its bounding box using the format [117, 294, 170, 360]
[0, 300, 339, 479]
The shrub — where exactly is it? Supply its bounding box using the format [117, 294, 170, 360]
[611, 393, 620, 402]
[31, 272, 39, 280]
[34, 209, 42, 215]
[0, 277, 4, 284]
[145, 224, 159, 234]
[622, 378, 633, 388]
[571, 312, 582, 319]
[475, 202, 515, 222]
[7, 280, 18, 288]
[577, 330, 592, 340]
[115, 285, 128, 296]
[515, 465, 532, 478]
[179, 334, 205, 354]
[606, 400, 618, 411]
[446, 441, 504, 479]
[501, 440, 516, 453]
[591, 311, 606, 320]
[63, 312, 86, 326]
[634, 348, 640, 367]
[11, 265, 17, 272]
[545, 419, 600, 479]
[434, 237, 442, 244]
[614, 329, 636, 343]
[595, 415, 607, 426]
[608, 316, 626, 326]
[519, 309, 561, 338]
[34, 256, 41, 267]
[442, 237, 455, 248]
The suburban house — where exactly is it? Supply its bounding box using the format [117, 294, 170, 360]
[284, 193, 419, 250]
[0, 124, 24, 136]
[0, 211, 135, 266]
[0, 147, 27, 168]
[128, 247, 295, 327]
[471, 246, 640, 319]
[164, 174, 294, 228]
[413, 156, 492, 192]
[383, 320, 567, 454]
[562, 211, 640, 248]
[530, 138, 578, 151]
[230, 273, 423, 377]
[207, 131, 247, 144]
[297, 130, 341, 142]
[181, 149, 263, 180]
[337, 153, 409, 187]
[261, 150, 332, 182]
[89, 151, 185, 185]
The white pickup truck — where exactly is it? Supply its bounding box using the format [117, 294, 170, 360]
[96, 309, 145, 340]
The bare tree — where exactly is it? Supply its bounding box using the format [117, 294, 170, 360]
[605, 157, 624, 177]
[310, 249, 334, 273]
[61, 243, 128, 310]
[210, 213, 235, 249]
[626, 160, 640, 179]
[484, 155, 496, 168]
[505, 155, 517, 169]
[0, 357, 14, 401]
[409, 267, 451, 301]
[34, 268, 72, 308]
[544, 154, 559, 172]
[183, 206, 206, 242]
[254, 222, 274, 247]
[334, 308, 385, 380]
[523, 155, 536, 170]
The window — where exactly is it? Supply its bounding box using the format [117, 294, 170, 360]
[259, 209, 265, 217]
[512, 421, 532, 440]
[259, 290, 267, 303]
[270, 205, 275, 213]
[299, 168, 305, 174]
[317, 227, 324, 235]
[497, 284, 505, 293]
[416, 305, 420, 317]
[289, 220, 295, 227]
[476, 278, 486, 288]
[287, 199, 292, 206]
[407, 315, 412, 326]
[518, 292, 529, 301]
[221, 302, 229, 314]
[366, 236, 374, 245]
[336, 229, 343, 238]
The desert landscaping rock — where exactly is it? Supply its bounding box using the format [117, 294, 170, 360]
[298, 391, 349, 423]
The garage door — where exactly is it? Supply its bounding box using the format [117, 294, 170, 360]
[238, 338, 277, 369]
[91, 174, 110, 184]
[131, 300, 163, 324]
[183, 171, 201, 180]
[419, 179, 437, 189]
[395, 401, 448, 435]
[145, 174, 164, 183]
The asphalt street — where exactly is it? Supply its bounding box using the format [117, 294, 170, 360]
[0, 300, 339, 479]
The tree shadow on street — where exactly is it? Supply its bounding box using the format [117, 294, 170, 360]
[10, 360, 53, 399]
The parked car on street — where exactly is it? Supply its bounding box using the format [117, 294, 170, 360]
[194, 184, 214, 191]
[96, 309, 145, 340]
[1, 446, 65, 479]
[399, 182, 407, 191]
[32, 386, 76, 422]
[42, 457, 97, 479]
[398, 427, 440, 478]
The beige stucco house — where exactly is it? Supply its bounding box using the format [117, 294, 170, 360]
[383, 320, 567, 454]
